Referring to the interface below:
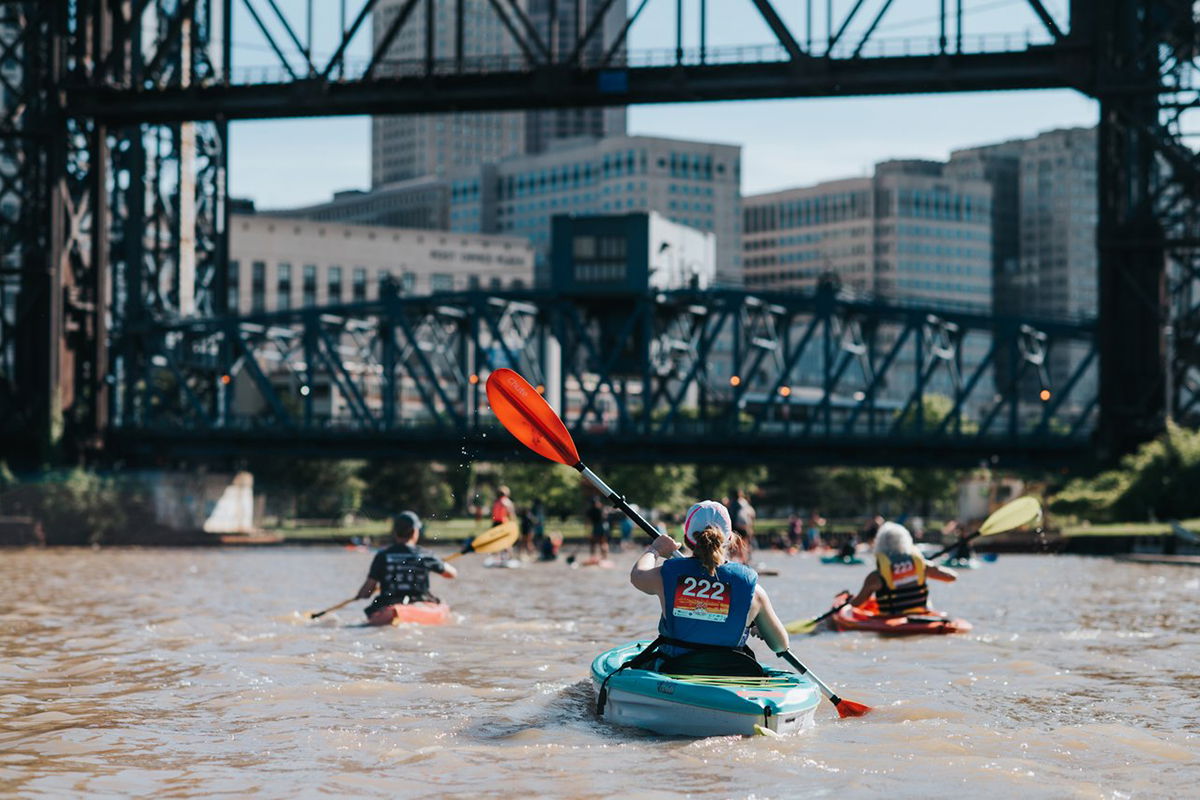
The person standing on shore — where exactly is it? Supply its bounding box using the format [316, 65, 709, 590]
[491, 485, 517, 561]
[729, 489, 756, 564]
[586, 496, 610, 561]
[803, 510, 826, 551]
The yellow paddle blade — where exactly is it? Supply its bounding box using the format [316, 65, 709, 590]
[784, 617, 821, 635]
[978, 496, 1042, 537]
[466, 521, 520, 555]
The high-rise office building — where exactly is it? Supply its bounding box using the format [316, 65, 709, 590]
[524, 0, 627, 154]
[371, 0, 626, 186]
[370, 0, 526, 185]
[449, 135, 742, 286]
[945, 140, 1024, 316]
[1014, 128, 1097, 319]
[743, 160, 993, 309]
[259, 177, 450, 231]
[743, 161, 994, 413]
[946, 128, 1097, 321]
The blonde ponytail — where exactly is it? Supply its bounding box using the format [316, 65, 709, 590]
[692, 525, 727, 576]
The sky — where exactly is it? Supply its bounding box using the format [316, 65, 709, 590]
[227, 0, 1090, 208]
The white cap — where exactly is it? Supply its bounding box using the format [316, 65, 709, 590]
[682, 501, 732, 549]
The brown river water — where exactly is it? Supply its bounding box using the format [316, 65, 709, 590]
[2, 547, 1198, 798]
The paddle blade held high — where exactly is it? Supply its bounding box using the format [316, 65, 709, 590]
[444, 521, 520, 562]
[926, 495, 1043, 561]
[486, 369, 580, 466]
[978, 496, 1042, 536]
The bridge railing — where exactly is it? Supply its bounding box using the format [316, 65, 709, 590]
[220, 31, 1057, 87]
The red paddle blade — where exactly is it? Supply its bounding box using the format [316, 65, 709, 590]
[835, 699, 872, 718]
[486, 369, 580, 466]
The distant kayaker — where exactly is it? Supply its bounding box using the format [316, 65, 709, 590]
[942, 520, 974, 561]
[837, 534, 857, 561]
[630, 500, 790, 672]
[846, 521, 957, 614]
[354, 511, 456, 620]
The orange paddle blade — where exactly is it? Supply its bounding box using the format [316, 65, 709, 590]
[485, 369, 580, 466]
[835, 699, 872, 718]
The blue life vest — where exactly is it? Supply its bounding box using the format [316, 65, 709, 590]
[658, 558, 757, 656]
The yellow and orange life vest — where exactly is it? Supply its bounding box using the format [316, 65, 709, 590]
[875, 550, 929, 615]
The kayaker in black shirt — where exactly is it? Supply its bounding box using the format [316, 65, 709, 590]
[354, 511, 456, 617]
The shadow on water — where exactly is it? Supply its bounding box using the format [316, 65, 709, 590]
[464, 679, 633, 742]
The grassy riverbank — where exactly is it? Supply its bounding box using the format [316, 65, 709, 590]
[267, 517, 485, 544]
[1059, 518, 1200, 537]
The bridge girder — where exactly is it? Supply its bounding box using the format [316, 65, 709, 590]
[0, 0, 1197, 466]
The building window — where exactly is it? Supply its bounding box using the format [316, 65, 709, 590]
[573, 235, 596, 259]
[353, 267, 367, 301]
[251, 260, 265, 311]
[328, 265, 342, 303]
[401, 271, 416, 294]
[302, 265, 317, 306]
[431, 273, 454, 293]
[276, 262, 291, 310]
[227, 259, 239, 312]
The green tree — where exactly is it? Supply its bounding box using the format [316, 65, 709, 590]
[1049, 422, 1200, 522]
[692, 464, 768, 501]
[360, 460, 455, 518]
[33, 469, 126, 545]
[251, 458, 365, 520]
[599, 463, 697, 515]
[825, 467, 906, 515]
[493, 461, 582, 519]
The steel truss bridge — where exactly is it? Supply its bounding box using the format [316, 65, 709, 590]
[0, 0, 1196, 466]
[115, 284, 1096, 464]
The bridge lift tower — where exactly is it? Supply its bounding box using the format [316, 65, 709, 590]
[0, 0, 1196, 464]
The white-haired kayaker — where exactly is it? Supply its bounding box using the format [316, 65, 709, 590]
[846, 521, 956, 614]
[629, 500, 790, 672]
[354, 511, 456, 623]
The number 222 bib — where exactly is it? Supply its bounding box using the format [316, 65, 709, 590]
[671, 575, 732, 622]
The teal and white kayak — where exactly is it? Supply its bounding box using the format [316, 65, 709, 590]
[938, 556, 983, 569]
[820, 554, 864, 565]
[590, 641, 822, 737]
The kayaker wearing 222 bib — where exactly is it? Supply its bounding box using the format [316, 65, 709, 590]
[630, 501, 790, 670]
[847, 521, 956, 614]
[355, 511, 456, 619]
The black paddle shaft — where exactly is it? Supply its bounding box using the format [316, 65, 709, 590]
[926, 530, 981, 562]
[575, 463, 662, 543]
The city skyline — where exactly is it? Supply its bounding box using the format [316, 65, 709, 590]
[230, 89, 1098, 208]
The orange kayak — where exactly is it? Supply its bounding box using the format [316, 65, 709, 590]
[366, 601, 452, 627]
[831, 597, 972, 636]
